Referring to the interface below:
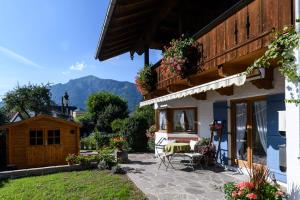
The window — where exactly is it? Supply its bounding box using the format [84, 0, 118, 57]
[30, 129, 44, 145]
[159, 110, 167, 130]
[173, 108, 196, 132]
[48, 129, 60, 145]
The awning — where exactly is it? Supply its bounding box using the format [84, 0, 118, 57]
[140, 72, 247, 107]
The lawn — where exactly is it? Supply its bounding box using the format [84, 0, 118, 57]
[0, 170, 146, 200]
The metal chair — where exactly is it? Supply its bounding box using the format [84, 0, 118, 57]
[155, 138, 175, 170]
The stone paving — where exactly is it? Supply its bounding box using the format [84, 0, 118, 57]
[121, 153, 248, 200]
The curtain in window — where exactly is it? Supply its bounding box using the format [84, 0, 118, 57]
[254, 101, 267, 154]
[236, 103, 247, 160]
[174, 110, 185, 131]
[159, 110, 167, 130]
[185, 109, 195, 130]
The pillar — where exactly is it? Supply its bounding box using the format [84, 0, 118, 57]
[286, 0, 300, 197]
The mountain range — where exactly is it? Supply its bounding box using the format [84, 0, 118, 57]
[50, 75, 142, 112]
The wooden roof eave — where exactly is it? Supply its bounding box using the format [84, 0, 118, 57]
[95, 0, 118, 61]
[0, 115, 82, 129]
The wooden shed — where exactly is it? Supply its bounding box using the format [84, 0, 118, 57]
[0, 115, 81, 169]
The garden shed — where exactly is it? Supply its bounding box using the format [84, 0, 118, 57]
[0, 115, 81, 169]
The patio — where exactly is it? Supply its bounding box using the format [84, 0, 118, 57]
[121, 153, 247, 200]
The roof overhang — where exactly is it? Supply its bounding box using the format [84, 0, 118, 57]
[95, 0, 250, 61]
[140, 70, 265, 107]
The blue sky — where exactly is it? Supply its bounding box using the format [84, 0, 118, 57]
[0, 0, 161, 98]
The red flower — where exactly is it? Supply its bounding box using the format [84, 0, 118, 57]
[246, 193, 257, 199]
[231, 191, 238, 197]
[237, 182, 254, 190]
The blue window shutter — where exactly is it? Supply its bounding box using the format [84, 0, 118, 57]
[267, 93, 286, 183]
[213, 101, 228, 165]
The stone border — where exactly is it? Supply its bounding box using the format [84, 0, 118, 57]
[0, 164, 95, 180]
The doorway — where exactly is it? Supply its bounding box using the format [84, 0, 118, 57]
[231, 97, 267, 168]
[0, 131, 7, 169]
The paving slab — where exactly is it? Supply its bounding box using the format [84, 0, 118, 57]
[121, 153, 247, 200]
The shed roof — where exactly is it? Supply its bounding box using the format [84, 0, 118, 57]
[0, 115, 82, 129]
[95, 0, 250, 61]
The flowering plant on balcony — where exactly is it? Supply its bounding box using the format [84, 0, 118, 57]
[135, 64, 156, 95]
[161, 36, 201, 78]
[224, 165, 286, 200]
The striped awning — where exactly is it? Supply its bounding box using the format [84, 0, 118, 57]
[140, 72, 248, 107]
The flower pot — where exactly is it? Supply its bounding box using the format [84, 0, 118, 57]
[67, 161, 74, 166]
[114, 149, 128, 164]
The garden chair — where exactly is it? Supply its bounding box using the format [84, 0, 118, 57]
[155, 138, 176, 171]
[183, 140, 204, 171]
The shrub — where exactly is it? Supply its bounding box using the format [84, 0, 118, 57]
[98, 148, 117, 169]
[119, 115, 148, 152]
[66, 154, 78, 165]
[80, 135, 96, 150]
[134, 105, 155, 126]
[77, 155, 100, 167]
[111, 119, 125, 133]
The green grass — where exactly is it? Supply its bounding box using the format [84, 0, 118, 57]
[0, 170, 146, 200]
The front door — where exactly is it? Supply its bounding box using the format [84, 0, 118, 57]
[0, 131, 7, 169]
[232, 97, 267, 167]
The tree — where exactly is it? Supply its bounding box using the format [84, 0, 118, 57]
[0, 108, 8, 125]
[87, 92, 128, 132]
[3, 83, 52, 118]
[133, 105, 155, 126]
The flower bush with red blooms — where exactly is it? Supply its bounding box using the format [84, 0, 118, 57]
[224, 165, 286, 200]
[110, 135, 127, 150]
[161, 36, 200, 78]
[135, 64, 156, 95]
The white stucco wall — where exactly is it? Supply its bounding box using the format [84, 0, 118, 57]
[156, 69, 285, 139]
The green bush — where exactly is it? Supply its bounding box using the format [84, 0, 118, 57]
[133, 105, 155, 126]
[111, 119, 125, 133]
[77, 155, 100, 167]
[119, 115, 148, 152]
[147, 139, 155, 152]
[99, 148, 117, 169]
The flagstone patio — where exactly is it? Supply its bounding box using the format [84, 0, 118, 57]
[121, 153, 248, 200]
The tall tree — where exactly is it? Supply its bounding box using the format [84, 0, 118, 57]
[0, 108, 8, 125]
[87, 92, 128, 132]
[4, 84, 52, 118]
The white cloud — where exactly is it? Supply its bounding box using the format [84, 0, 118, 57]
[70, 61, 86, 71]
[0, 46, 44, 69]
[62, 71, 70, 75]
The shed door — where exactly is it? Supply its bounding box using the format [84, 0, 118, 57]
[27, 128, 63, 167]
[0, 131, 6, 168]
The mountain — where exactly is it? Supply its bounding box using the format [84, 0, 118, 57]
[50, 75, 142, 112]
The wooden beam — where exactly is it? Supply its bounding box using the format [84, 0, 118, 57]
[250, 68, 274, 90]
[144, 48, 149, 66]
[167, 84, 189, 93]
[192, 92, 207, 100]
[133, 0, 177, 54]
[216, 86, 234, 96]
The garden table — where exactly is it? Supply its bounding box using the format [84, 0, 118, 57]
[164, 143, 190, 154]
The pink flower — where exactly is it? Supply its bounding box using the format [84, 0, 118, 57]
[238, 191, 243, 196]
[231, 191, 238, 197]
[246, 193, 257, 199]
[276, 191, 284, 196]
[237, 182, 254, 190]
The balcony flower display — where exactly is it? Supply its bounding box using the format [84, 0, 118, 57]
[135, 64, 156, 95]
[161, 36, 202, 78]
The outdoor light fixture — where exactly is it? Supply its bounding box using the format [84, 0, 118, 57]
[278, 111, 286, 137]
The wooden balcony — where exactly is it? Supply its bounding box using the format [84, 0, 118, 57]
[147, 0, 292, 99]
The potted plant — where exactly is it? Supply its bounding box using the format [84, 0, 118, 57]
[161, 36, 201, 78]
[66, 154, 78, 166]
[110, 136, 128, 163]
[224, 165, 286, 200]
[135, 64, 156, 95]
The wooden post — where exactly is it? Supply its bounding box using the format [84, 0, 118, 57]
[166, 109, 173, 133]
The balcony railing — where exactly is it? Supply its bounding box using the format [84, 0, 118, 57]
[151, 0, 292, 93]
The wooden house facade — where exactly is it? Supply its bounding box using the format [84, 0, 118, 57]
[0, 115, 81, 169]
[96, 0, 300, 197]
